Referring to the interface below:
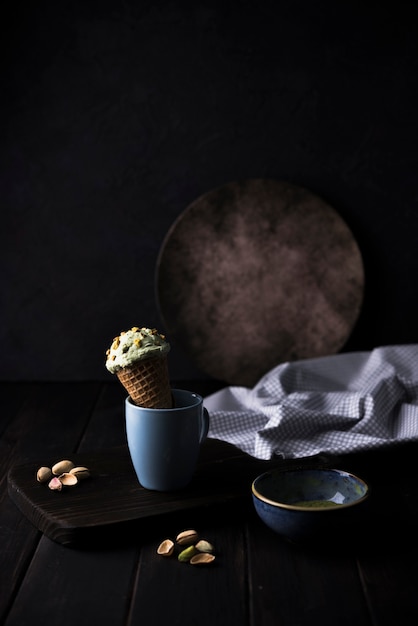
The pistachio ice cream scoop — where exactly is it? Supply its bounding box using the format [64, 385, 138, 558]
[106, 326, 172, 408]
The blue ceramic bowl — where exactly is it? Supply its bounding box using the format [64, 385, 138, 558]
[252, 467, 369, 542]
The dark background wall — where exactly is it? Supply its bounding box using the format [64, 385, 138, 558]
[2, 0, 418, 382]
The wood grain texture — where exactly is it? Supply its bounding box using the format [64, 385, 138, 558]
[4, 382, 418, 626]
[129, 522, 248, 626]
[0, 382, 103, 622]
[7, 439, 280, 546]
[157, 179, 364, 386]
[247, 515, 371, 626]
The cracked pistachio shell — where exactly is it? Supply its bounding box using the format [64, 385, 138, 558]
[59, 472, 78, 486]
[37, 466, 52, 483]
[176, 530, 199, 545]
[178, 546, 198, 562]
[157, 539, 175, 556]
[69, 466, 90, 480]
[190, 553, 216, 565]
[52, 460, 75, 475]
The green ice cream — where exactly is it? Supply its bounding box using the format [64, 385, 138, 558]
[105, 326, 170, 374]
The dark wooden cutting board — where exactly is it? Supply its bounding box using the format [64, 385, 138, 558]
[7, 438, 288, 547]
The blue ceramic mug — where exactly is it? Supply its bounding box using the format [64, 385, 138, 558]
[125, 389, 210, 491]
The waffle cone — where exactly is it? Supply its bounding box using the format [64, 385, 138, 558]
[116, 356, 173, 408]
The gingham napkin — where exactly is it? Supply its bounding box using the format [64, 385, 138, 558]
[205, 345, 418, 459]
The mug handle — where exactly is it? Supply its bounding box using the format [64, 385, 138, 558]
[199, 407, 210, 443]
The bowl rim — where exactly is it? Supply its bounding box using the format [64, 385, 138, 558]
[251, 467, 369, 512]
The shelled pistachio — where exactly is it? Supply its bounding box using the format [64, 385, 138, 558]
[37, 459, 90, 491]
[156, 529, 216, 566]
[178, 545, 198, 562]
[48, 476, 63, 491]
[195, 540, 214, 553]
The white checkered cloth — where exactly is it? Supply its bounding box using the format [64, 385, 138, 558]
[205, 345, 418, 459]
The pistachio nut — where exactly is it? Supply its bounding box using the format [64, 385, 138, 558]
[37, 466, 52, 483]
[48, 476, 63, 491]
[69, 466, 90, 480]
[59, 472, 78, 486]
[157, 539, 175, 557]
[190, 553, 216, 565]
[52, 460, 75, 475]
[176, 529, 199, 546]
[178, 545, 198, 562]
[195, 540, 214, 553]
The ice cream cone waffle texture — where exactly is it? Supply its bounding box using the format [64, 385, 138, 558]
[116, 356, 172, 408]
[105, 327, 172, 408]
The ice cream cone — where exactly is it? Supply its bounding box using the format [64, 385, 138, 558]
[116, 355, 173, 408]
[105, 326, 173, 408]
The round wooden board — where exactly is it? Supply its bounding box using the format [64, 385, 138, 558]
[156, 179, 364, 387]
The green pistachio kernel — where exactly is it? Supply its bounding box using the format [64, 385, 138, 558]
[178, 545, 198, 562]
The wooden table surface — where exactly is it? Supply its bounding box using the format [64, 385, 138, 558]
[1, 380, 418, 626]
